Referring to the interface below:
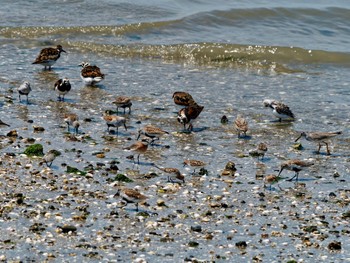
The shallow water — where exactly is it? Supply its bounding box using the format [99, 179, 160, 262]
[1, 0, 350, 262]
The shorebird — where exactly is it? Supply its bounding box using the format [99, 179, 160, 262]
[115, 188, 148, 212]
[177, 103, 204, 131]
[124, 140, 149, 164]
[295, 131, 342, 155]
[221, 161, 237, 176]
[64, 114, 80, 134]
[54, 78, 71, 101]
[154, 165, 185, 183]
[0, 120, 10, 127]
[234, 114, 248, 138]
[263, 174, 281, 191]
[113, 96, 132, 114]
[221, 115, 229, 124]
[249, 142, 268, 160]
[43, 150, 60, 167]
[263, 99, 294, 122]
[183, 159, 206, 174]
[137, 124, 169, 144]
[18, 81, 32, 103]
[278, 159, 314, 182]
[32, 45, 66, 70]
[103, 114, 127, 135]
[172, 91, 196, 106]
[79, 62, 105, 86]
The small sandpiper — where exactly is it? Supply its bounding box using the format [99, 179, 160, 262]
[295, 131, 342, 155]
[54, 78, 71, 101]
[263, 174, 281, 191]
[154, 165, 185, 183]
[183, 159, 206, 174]
[103, 113, 127, 135]
[32, 45, 66, 70]
[234, 114, 248, 138]
[43, 150, 60, 167]
[115, 188, 148, 212]
[278, 159, 314, 182]
[18, 81, 32, 104]
[137, 124, 169, 144]
[64, 113, 80, 134]
[249, 142, 268, 160]
[79, 62, 105, 86]
[113, 96, 132, 114]
[124, 140, 149, 164]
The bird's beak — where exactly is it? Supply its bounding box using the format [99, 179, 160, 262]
[124, 123, 127, 131]
[136, 131, 141, 140]
[277, 167, 283, 177]
[295, 134, 302, 142]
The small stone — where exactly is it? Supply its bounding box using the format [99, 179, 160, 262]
[328, 241, 341, 251]
[59, 224, 77, 233]
[33, 126, 45, 132]
[191, 225, 202, 232]
[188, 241, 199, 247]
[235, 241, 247, 249]
[96, 153, 105, 158]
[6, 130, 18, 137]
[293, 143, 303, 150]
[157, 199, 166, 207]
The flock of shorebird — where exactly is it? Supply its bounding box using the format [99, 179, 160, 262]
[0, 44, 344, 211]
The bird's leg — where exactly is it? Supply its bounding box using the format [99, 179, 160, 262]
[137, 154, 140, 164]
[324, 141, 331, 155]
[26, 96, 29, 104]
[317, 143, 321, 154]
[135, 203, 139, 212]
[286, 173, 297, 182]
[295, 172, 299, 182]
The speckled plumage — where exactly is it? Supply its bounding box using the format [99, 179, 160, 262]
[32, 45, 66, 70]
[79, 62, 105, 85]
[172, 91, 196, 106]
[234, 114, 248, 138]
[117, 188, 148, 211]
[263, 99, 294, 122]
[137, 125, 169, 144]
[183, 159, 206, 174]
[155, 165, 185, 183]
[177, 103, 204, 131]
[113, 96, 132, 114]
[103, 114, 127, 135]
